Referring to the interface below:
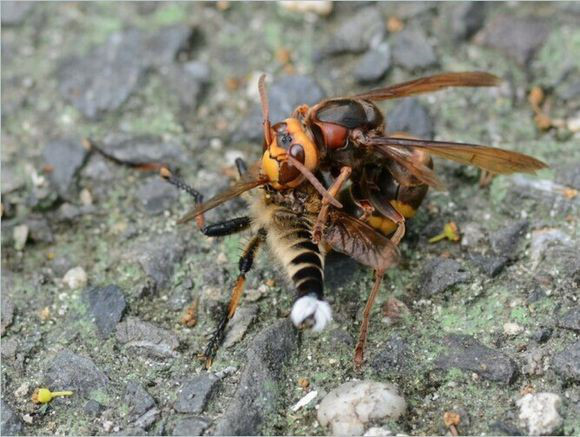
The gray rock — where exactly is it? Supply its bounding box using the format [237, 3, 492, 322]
[391, 28, 438, 70]
[418, 258, 471, 295]
[116, 317, 180, 358]
[215, 319, 299, 435]
[434, 334, 518, 383]
[58, 26, 193, 119]
[125, 380, 156, 421]
[172, 416, 209, 436]
[24, 217, 54, 244]
[85, 285, 127, 338]
[354, 44, 391, 84]
[552, 341, 580, 381]
[131, 232, 186, 291]
[557, 308, 580, 332]
[319, 7, 385, 57]
[488, 421, 524, 436]
[468, 253, 508, 278]
[43, 349, 109, 397]
[58, 29, 144, 119]
[223, 304, 258, 348]
[174, 374, 220, 414]
[1, 399, 23, 436]
[490, 220, 528, 258]
[133, 408, 160, 431]
[476, 14, 551, 65]
[449, 2, 487, 41]
[1, 163, 25, 195]
[137, 177, 179, 216]
[84, 399, 105, 417]
[1, 293, 15, 336]
[371, 335, 409, 374]
[236, 75, 326, 143]
[163, 61, 210, 110]
[387, 98, 434, 139]
[1, 1, 34, 26]
[42, 137, 88, 198]
[90, 134, 188, 169]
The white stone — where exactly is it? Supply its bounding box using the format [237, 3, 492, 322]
[517, 392, 562, 436]
[317, 381, 406, 436]
[291, 390, 318, 412]
[279, 1, 333, 16]
[364, 426, 393, 436]
[13, 224, 29, 250]
[503, 322, 524, 336]
[62, 266, 88, 290]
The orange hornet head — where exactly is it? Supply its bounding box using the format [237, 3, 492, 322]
[261, 118, 319, 189]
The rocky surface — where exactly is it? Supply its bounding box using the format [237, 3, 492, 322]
[1, 2, 578, 436]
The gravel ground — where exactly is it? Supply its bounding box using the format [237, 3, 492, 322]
[2, 2, 579, 436]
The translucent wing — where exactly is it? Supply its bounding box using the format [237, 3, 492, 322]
[352, 72, 501, 101]
[324, 210, 400, 271]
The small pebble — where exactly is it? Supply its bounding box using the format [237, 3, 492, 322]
[279, 0, 332, 16]
[13, 224, 29, 250]
[79, 188, 93, 206]
[290, 390, 318, 412]
[63, 266, 88, 290]
[317, 381, 406, 436]
[503, 322, 524, 336]
[517, 392, 562, 435]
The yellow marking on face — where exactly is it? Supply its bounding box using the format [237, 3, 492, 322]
[285, 118, 319, 173]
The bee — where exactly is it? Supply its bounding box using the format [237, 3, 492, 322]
[88, 72, 546, 368]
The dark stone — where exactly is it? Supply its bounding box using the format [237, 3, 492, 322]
[476, 14, 551, 65]
[552, 341, 580, 382]
[236, 75, 325, 143]
[490, 220, 528, 258]
[449, 2, 487, 40]
[58, 29, 145, 119]
[83, 399, 105, 417]
[387, 98, 434, 139]
[434, 334, 518, 384]
[116, 317, 179, 358]
[556, 80, 580, 103]
[42, 137, 88, 198]
[136, 177, 179, 216]
[468, 253, 508, 278]
[215, 319, 299, 435]
[371, 335, 410, 374]
[1, 1, 34, 26]
[43, 349, 109, 397]
[391, 28, 438, 70]
[163, 61, 210, 110]
[125, 380, 156, 421]
[133, 408, 160, 431]
[1, 399, 23, 436]
[1, 293, 15, 336]
[318, 7, 385, 57]
[131, 232, 186, 291]
[354, 44, 391, 84]
[174, 374, 220, 414]
[558, 308, 580, 332]
[531, 327, 552, 343]
[24, 217, 54, 244]
[172, 416, 209, 436]
[88, 134, 189, 169]
[58, 26, 193, 119]
[328, 328, 355, 349]
[418, 258, 471, 295]
[489, 421, 523, 436]
[85, 285, 127, 338]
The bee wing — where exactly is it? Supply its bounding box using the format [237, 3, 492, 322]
[178, 175, 267, 224]
[352, 72, 501, 101]
[324, 210, 400, 271]
[367, 137, 547, 183]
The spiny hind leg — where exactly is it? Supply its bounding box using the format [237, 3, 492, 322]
[354, 268, 385, 370]
[203, 230, 265, 368]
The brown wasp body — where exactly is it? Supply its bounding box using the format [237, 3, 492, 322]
[91, 72, 547, 368]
